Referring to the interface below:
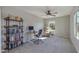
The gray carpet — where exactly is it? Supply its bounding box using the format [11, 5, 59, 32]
[8, 36, 77, 53]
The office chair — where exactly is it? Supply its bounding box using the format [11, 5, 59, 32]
[32, 29, 43, 44]
[35, 29, 42, 37]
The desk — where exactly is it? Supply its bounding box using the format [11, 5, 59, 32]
[26, 32, 34, 41]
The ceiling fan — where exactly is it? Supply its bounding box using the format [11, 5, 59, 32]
[45, 10, 58, 16]
[43, 7, 58, 17]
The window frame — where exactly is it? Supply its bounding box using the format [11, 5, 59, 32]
[75, 11, 79, 39]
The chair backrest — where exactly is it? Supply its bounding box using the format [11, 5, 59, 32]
[38, 29, 42, 36]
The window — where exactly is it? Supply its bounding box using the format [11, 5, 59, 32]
[46, 21, 55, 34]
[76, 11, 79, 39]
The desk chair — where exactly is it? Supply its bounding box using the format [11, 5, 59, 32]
[32, 29, 43, 44]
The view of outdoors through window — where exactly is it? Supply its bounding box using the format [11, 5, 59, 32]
[76, 11, 79, 38]
[46, 21, 55, 34]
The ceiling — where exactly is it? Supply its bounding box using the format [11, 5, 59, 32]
[12, 6, 74, 18]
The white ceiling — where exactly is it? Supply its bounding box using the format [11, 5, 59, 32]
[12, 6, 74, 18]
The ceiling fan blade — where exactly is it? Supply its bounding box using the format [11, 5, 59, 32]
[51, 14, 56, 16]
[41, 9, 48, 15]
[53, 12, 58, 14]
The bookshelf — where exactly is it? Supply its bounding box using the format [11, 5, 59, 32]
[2, 16, 24, 52]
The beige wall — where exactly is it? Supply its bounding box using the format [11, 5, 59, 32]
[1, 7, 44, 43]
[55, 16, 70, 39]
[44, 15, 70, 39]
